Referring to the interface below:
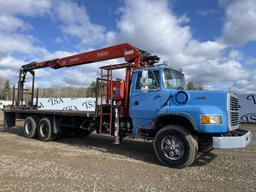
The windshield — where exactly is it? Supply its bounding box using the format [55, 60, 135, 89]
[163, 69, 186, 89]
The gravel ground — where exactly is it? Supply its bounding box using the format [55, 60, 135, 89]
[0, 113, 255, 192]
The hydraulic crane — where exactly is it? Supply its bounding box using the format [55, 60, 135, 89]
[15, 43, 160, 134]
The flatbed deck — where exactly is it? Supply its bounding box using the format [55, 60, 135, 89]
[3, 107, 97, 132]
[3, 108, 96, 118]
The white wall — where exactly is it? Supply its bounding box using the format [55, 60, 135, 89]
[238, 94, 256, 123]
[36, 98, 96, 111]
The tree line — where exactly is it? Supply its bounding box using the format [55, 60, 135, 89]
[0, 78, 97, 100]
[38, 81, 97, 98]
[187, 81, 203, 90]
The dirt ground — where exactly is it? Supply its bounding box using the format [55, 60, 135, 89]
[0, 112, 255, 192]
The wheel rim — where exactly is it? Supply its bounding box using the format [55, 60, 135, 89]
[40, 122, 49, 138]
[25, 122, 32, 135]
[161, 135, 185, 160]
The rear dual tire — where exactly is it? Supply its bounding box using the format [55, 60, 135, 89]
[38, 118, 54, 141]
[23, 117, 53, 141]
[24, 117, 37, 138]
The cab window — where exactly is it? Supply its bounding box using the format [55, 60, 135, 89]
[135, 70, 160, 90]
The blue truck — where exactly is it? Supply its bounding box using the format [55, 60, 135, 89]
[3, 43, 251, 168]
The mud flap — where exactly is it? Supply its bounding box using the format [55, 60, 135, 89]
[53, 115, 60, 134]
[3, 112, 15, 130]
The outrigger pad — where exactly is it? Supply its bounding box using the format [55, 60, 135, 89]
[3, 112, 15, 130]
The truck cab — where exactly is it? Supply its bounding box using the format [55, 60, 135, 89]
[129, 65, 251, 167]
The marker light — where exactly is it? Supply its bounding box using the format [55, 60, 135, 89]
[201, 115, 222, 125]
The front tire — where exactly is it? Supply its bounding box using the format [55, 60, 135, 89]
[38, 118, 54, 141]
[153, 125, 198, 168]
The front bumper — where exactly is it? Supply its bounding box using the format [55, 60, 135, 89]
[213, 129, 251, 149]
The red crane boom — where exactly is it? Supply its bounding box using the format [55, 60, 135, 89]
[16, 43, 160, 123]
[22, 43, 145, 71]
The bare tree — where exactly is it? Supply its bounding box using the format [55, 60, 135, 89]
[0, 76, 6, 97]
[187, 81, 203, 90]
[38, 87, 88, 98]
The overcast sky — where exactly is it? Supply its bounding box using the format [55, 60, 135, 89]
[0, 0, 256, 93]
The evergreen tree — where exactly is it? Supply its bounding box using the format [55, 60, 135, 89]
[187, 81, 203, 90]
[187, 81, 195, 90]
[0, 80, 11, 100]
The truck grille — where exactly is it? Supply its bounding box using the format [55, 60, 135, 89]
[229, 95, 239, 129]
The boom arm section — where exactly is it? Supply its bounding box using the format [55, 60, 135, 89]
[22, 43, 148, 72]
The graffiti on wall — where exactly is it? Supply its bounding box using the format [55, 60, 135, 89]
[239, 94, 256, 123]
[36, 98, 96, 111]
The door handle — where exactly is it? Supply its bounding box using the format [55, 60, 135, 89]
[134, 101, 139, 105]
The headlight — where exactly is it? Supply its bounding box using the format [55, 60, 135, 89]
[200, 115, 222, 125]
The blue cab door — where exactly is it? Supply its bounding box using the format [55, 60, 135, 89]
[130, 70, 161, 129]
